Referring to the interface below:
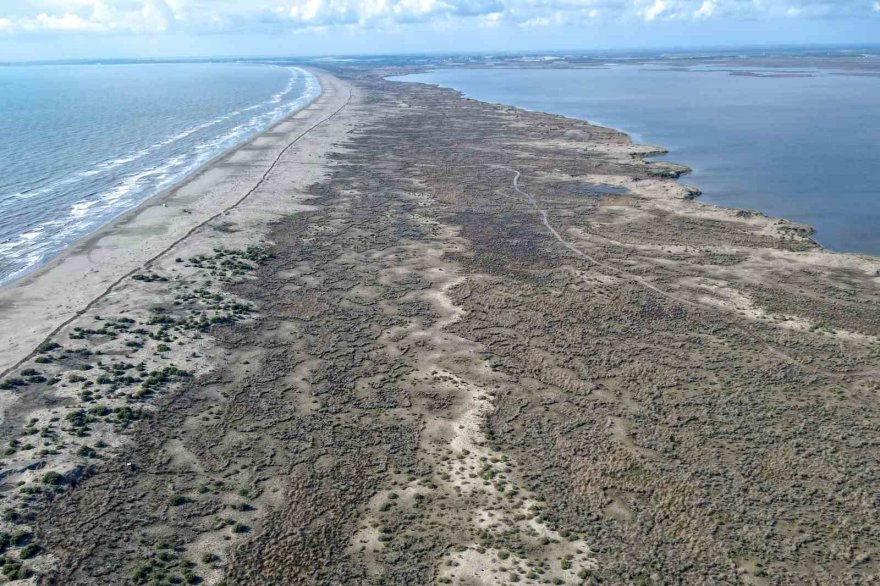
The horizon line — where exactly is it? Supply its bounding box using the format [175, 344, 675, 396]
[3, 41, 880, 66]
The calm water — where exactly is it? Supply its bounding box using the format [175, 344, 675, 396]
[394, 66, 880, 255]
[0, 63, 320, 283]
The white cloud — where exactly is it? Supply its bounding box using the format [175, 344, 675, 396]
[0, 0, 876, 36]
[279, 0, 506, 28]
[642, 0, 668, 21]
[694, 0, 715, 17]
[0, 0, 182, 34]
[287, 0, 324, 22]
[479, 11, 503, 26]
[140, 0, 175, 32]
[34, 12, 108, 31]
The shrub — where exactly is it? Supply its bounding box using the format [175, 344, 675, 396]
[0, 378, 27, 390]
[77, 446, 97, 458]
[37, 341, 60, 353]
[66, 410, 88, 429]
[42, 471, 64, 485]
[131, 563, 152, 582]
[19, 543, 39, 559]
[168, 495, 188, 507]
[16, 566, 33, 579]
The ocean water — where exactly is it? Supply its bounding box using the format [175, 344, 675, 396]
[393, 66, 880, 256]
[0, 63, 320, 284]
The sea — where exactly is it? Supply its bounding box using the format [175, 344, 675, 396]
[0, 62, 320, 284]
[393, 61, 880, 256]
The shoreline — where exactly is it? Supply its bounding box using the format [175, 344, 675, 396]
[390, 68, 878, 258]
[0, 65, 320, 289]
[0, 68, 347, 376]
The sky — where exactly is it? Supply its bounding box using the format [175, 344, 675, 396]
[0, 0, 879, 61]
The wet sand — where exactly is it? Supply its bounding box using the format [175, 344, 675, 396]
[0, 68, 878, 585]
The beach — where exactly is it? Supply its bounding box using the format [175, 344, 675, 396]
[0, 70, 350, 377]
[0, 65, 878, 584]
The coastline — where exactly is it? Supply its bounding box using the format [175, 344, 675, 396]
[0, 69, 347, 376]
[0, 65, 877, 584]
[391, 67, 880, 257]
[0, 64, 320, 289]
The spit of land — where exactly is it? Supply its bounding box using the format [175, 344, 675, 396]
[0, 65, 877, 585]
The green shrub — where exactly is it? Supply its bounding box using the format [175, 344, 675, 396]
[19, 543, 39, 559]
[0, 378, 27, 390]
[41, 471, 64, 485]
[77, 446, 97, 458]
[37, 341, 60, 353]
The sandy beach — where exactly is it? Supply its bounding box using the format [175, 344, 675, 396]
[0, 70, 350, 378]
[0, 65, 878, 585]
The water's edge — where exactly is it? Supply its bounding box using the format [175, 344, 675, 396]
[390, 67, 880, 260]
[388, 72, 843, 254]
[0, 68, 322, 288]
[0, 68, 323, 290]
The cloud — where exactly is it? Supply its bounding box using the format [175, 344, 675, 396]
[1, 0, 182, 34]
[642, 0, 668, 21]
[694, 0, 716, 17]
[34, 12, 108, 31]
[281, 0, 504, 27]
[0, 0, 877, 37]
